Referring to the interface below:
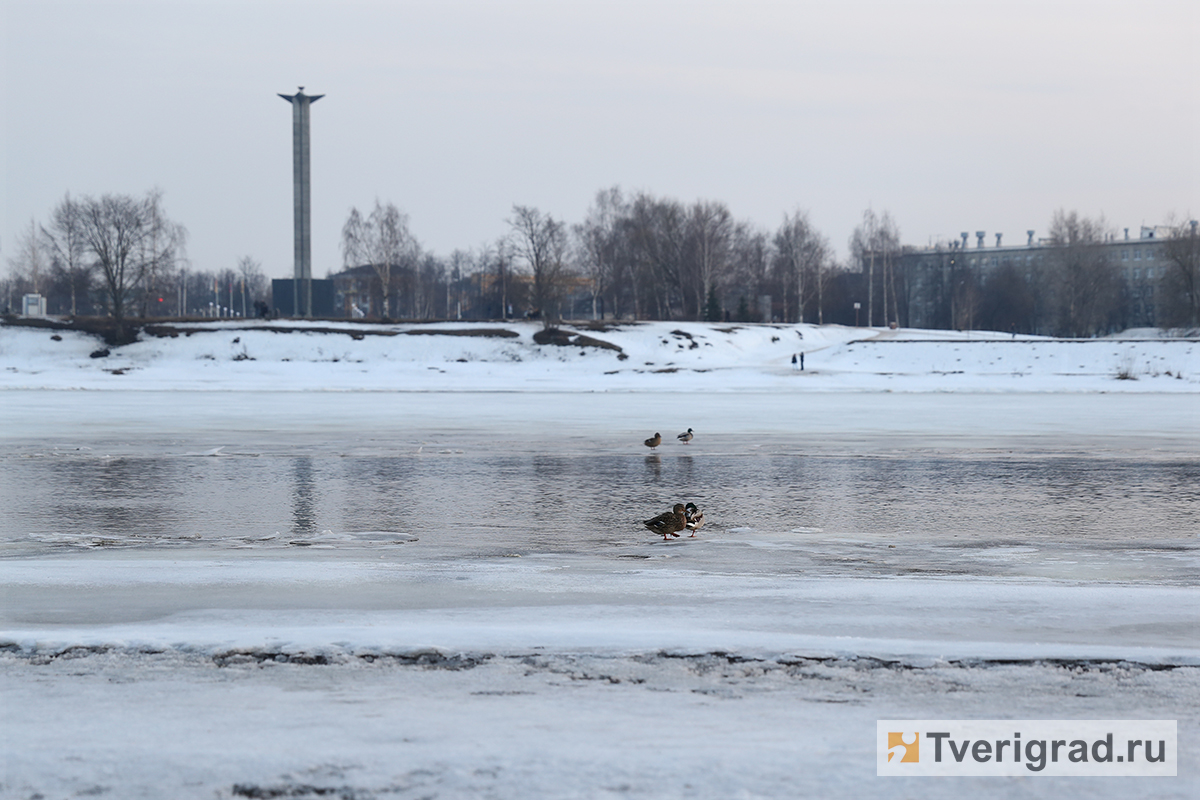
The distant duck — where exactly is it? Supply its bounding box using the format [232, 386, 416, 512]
[644, 432, 662, 450]
[643, 503, 688, 540]
[684, 503, 705, 537]
[677, 428, 694, 444]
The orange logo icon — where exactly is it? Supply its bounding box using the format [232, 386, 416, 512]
[888, 732, 919, 763]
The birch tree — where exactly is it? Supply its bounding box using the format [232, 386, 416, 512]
[849, 209, 900, 327]
[41, 195, 91, 316]
[8, 219, 47, 296]
[575, 187, 626, 320]
[686, 201, 734, 320]
[138, 189, 188, 317]
[341, 199, 416, 319]
[773, 209, 829, 323]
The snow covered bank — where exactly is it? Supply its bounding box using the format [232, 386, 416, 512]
[3, 319, 1198, 392]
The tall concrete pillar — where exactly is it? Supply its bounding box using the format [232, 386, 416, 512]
[278, 87, 323, 317]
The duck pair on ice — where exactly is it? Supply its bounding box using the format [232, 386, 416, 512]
[643, 502, 705, 540]
[644, 428, 693, 450]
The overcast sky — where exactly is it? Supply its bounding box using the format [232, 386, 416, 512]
[3, 0, 1197, 280]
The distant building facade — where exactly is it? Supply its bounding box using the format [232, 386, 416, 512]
[900, 226, 1176, 334]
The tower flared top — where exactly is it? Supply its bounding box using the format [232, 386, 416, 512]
[279, 87, 324, 103]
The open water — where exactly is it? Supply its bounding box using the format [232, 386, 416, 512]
[2, 391, 1196, 584]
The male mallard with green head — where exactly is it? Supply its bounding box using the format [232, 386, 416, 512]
[643, 503, 687, 540]
[677, 428, 694, 444]
[684, 502, 705, 537]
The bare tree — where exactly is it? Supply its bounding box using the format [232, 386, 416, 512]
[1160, 217, 1200, 329]
[138, 189, 188, 317]
[1046, 210, 1119, 337]
[41, 195, 92, 315]
[76, 192, 180, 331]
[8, 218, 47, 296]
[686, 201, 735, 320]
[849, 210, 878, 326]
[508, 205, 569, 325]
[728, 222, 771, 320]
[575, 187, 627, 320]
[849, 209, 901, 327]
[341, 200, 417, 319]
[951, 263, 980, 332]
[479, 239, 515, 320]
[236, 256, 266, 318]
[446, 249, 473, 320]
[773, 209, 829, 323]
[626, 193, 687, 320]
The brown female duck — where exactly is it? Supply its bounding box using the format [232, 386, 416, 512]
[643, 503, 687, 540]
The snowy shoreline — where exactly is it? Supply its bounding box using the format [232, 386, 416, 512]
[3, 319, 1199, 393]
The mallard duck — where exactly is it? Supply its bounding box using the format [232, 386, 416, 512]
[643, 503, 687, 540]
[684, 502, 705, 537]
[677, 428, 694, 444]
[644, 432, 662, 450]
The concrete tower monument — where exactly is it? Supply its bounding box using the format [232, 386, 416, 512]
[279, 87, 323, 317]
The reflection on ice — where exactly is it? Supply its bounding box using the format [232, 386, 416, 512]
[3, 442, 1198, 585]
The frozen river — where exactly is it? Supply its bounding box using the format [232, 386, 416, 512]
[3, 391, 1197, 579]
[3, 393, 1198, 584]
[3, 387, 1198, 798]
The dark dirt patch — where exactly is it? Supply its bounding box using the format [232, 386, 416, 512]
[4, 315, 139, 346]
[533, 327, 624, 353]
[572, 320, 637, 333]
[142, 324, 403, 339]
[3, 316, 527, 347]
[404, 328, 519, 339]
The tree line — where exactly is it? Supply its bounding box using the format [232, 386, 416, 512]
[3, 190, 268, 326]
[341, 188, 840, 326]
[7, 187, 1198, 334]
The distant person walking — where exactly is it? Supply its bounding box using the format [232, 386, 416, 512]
[791, 354, 798, 371]
[800, 352, 804, 371]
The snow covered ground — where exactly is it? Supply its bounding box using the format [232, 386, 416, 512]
[3, 318, 1198, 394]
[1, 320, 1198, 798]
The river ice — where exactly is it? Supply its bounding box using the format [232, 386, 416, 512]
[1, 320, 1197, 798]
